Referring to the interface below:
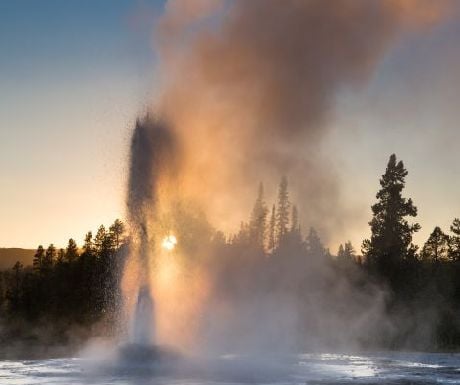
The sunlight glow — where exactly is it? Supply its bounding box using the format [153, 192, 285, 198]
[161, 234, 177, 251]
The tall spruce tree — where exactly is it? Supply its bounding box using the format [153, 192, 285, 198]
[268, 204, 276, 252]
[83, 231, 93, 254]
[65, 238, 79, 263]
[32, 245, 45, 272]
[291, 205, 299, 232]
[338, 241, 356, 262]
[109, 219, 125, 249]
[276, 176, 290, 243]
[362, 154, 420, 278]
[306, 227, 325, 258]
[43, 244, 56, 272]
[449, 218, 460, 261]
[421, 226, 449, 262]
[249, 183, 268, 249]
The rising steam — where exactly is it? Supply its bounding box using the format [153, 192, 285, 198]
[122, 0, 455, 353]
[153, 0, 452, 238]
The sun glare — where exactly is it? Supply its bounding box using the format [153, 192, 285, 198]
[162, 234, 177, 251]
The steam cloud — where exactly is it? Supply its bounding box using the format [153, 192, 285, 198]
[122, 0, 455, 353]
[153, 0, 452, 238]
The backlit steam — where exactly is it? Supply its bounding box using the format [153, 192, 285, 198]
[123, 0, 455, 352]
[154, 0, 453, 238]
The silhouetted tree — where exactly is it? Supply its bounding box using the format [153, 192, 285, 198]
[306, 227, 325, 258]
[11, 261, 23, 308]
[291, 205, 299, 232]
[337, 244, 345, 259]
[422, 226, 449, 262]
[42, 244, 56, 272]
[338, 241, 356, 262]
[449, 218, 460, 261]
[56, 248, 65, 265]
[32, 245, 45, 272]
[249, 183, 268, 249]
[109, 219, 124, 249]
[276, 176, 290, 244]
[268, 204, 276, 252]
[65, 238, 79, 263]
[83, 231, 94, 254]
[362, 154, 420, 280]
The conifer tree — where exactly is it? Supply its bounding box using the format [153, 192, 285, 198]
[65, 238, 79, 263]
[337, 242, 356, 261]
[449, 218, 460, 261]
[268, 204, 276, 252]
[109, 219, 125, 249]
[422, 226, 449, 262]
[12, 261, 23, 294]
[94, 226, 107, 252]
[249, 183, 268, 249]
[362, 154, 420, 278]
[83, 231, 93, 254]
[42, 244, 56, 272]
[306, 227, 325, 258]
[33, 245, 45, 272]
[337, 244, 345, 259]
[344, 241, 356, 260]
[276, 176, 290, 243]
[291, 205, 299, 232]
[56, 248, 65, 265]
[10, 261, 23, 311]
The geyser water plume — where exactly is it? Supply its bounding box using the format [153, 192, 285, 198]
[123, 115, 179, 345]
[132, 285, 155, 345]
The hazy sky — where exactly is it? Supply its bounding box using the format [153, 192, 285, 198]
[1, 0, 460, 251]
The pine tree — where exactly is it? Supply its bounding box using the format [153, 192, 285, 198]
[94, 225, 113, 256]
[268, 204, 276, 252]
[43, 244, 56, 271]
[65, 238, 79, 263]
[109, 219, 125, 249]
[337, 244, 345, 260]
[249, 183, 268, 249]
[449, 218, 460, 261]
[291, 205, 299, 232]
[344, 241, 356, 260]
[33, 245, 45, 272]
[83, 231, 93, 254]
[422, 226, 450, 262]
[10, 261, 23, 311]
[276, 176, 290, 243]
[12, 261, 23, 295]
[56, 248, 65, 265]
[362, 154, 420, 278]
[94, 225, 107, 252]
[306, 227, 325, 258]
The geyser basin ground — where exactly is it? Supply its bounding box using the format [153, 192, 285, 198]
[1, 352, 459, 384]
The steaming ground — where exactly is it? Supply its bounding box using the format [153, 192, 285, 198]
[1, 352, 459, 384]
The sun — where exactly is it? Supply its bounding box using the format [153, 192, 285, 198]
[161, 234, 177, 251]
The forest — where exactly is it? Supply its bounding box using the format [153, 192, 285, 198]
[1, 154, 460, 354]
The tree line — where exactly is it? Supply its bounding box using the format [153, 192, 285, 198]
[1, 154, 460, 351]
[0, 220, 126, 350]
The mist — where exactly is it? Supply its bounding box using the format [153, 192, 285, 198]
[152, 0, 452, 239]
[117, 0, 457, 353]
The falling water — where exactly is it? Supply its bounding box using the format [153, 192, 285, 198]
[125, 115, 178, 346]
[131, 285, 155, 345]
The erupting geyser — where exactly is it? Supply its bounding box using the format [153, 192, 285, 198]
[121, 114, 180, 358]
[132, 285, 155, 345]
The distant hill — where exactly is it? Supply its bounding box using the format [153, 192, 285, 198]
[0, 248, 35, 270]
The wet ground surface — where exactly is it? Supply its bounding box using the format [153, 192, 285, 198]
[0, 351, 459, 384]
